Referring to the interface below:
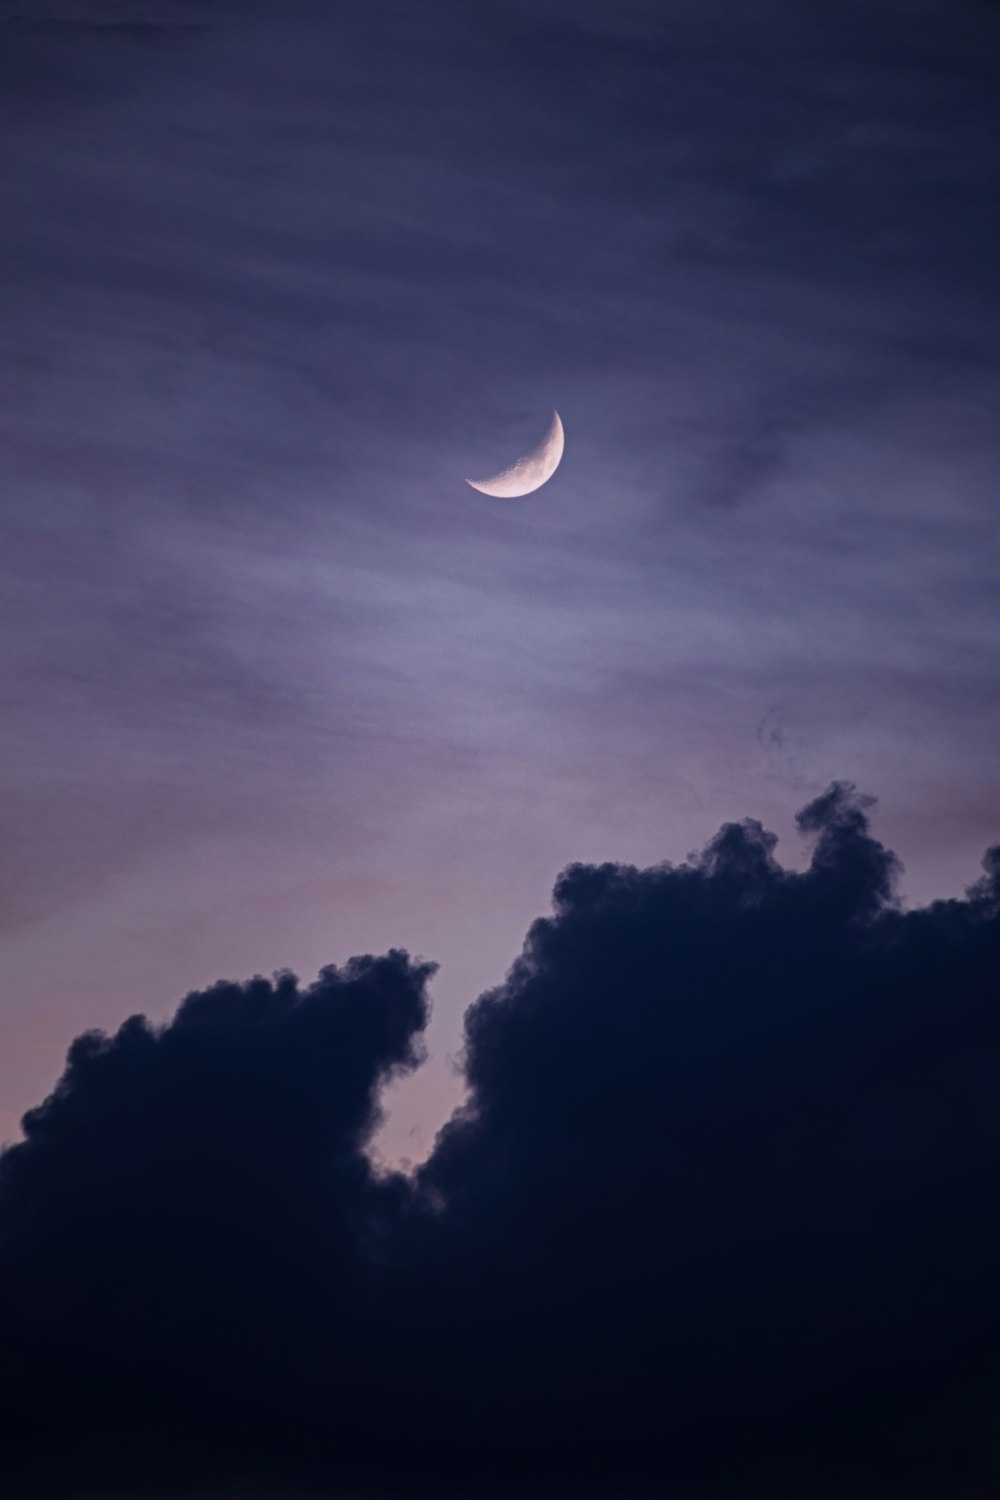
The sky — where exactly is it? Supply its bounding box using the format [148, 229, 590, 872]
[2, 0, 999, 1173]
[3, 3, 1000, 1495]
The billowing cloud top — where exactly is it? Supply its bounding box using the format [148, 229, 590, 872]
[2, 785, 999, 1497]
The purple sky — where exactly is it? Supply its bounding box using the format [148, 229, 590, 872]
[2, 0, 999, 1163]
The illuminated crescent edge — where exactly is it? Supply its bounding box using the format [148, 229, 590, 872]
[466, 411, 564, 497]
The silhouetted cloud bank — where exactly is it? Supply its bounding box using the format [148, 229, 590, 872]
[2, 785, 999, 1497]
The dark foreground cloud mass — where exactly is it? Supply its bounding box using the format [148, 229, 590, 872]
[2, 786, 999, 1497]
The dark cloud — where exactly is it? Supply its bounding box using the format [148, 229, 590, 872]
[0, 951, 434, 1495]
[2, 786, 1000, 1495]
[409, 784, 1000, 1495]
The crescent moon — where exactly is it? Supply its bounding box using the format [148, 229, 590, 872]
[466, 411, 565, 498]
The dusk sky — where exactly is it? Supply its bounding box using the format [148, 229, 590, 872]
[4, 0, 998, 1165]
[3, 6, 1000, 1493]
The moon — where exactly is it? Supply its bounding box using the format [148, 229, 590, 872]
[466, 410, 565, 497]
